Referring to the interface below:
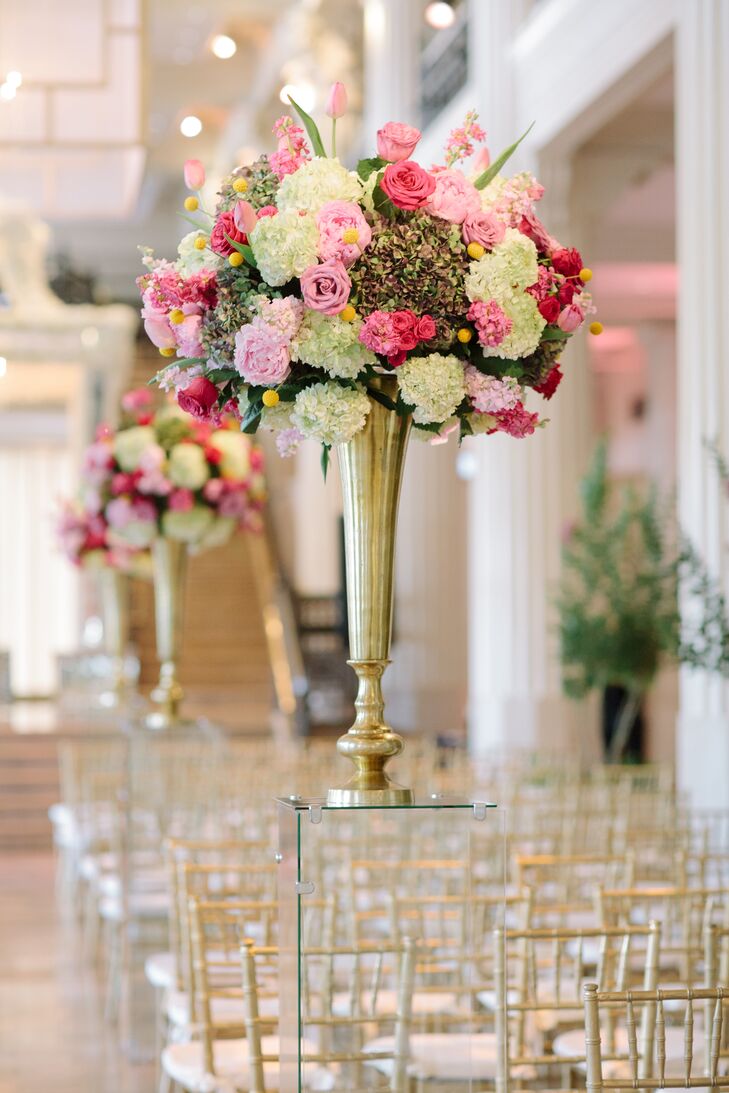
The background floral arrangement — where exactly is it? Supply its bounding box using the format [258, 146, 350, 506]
[141, 85, 601, 463]
[60, 388, 266, 561]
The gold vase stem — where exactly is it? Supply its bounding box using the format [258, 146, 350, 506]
[147, 538, 188, 730]
[328, 376, 413, 805]
[100, 568, 129, 703]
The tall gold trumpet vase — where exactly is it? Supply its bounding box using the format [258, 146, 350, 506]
[146, 538, 188, 730]
[99, 567, 129, 707]
[328, 376, 413, 806]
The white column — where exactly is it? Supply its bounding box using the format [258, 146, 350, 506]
[466, 0, 599, 759]
[675, 1, 729, 806]
[362, 0, 420, 134]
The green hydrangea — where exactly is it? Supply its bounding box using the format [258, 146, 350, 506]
[291, 312, 376, 380]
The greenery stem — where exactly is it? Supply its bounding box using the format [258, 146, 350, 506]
[607, 688, 642, 764]
[331, 118, 337, 159]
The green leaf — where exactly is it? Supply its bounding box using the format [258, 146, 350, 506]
[366, 385, 398, 411]
[473, 121, 535, 191]
[224, 233, 258, 268]
[373, 183, 397, 219]
[395, 393, 416, 417]
[206, 367, 238, 384]
[320, 444, 331, 481]
[357, 156, 386, 181]
[540, 326, 570, 342]
[287, 95, 327, 158]
[459, 417, 474, 443]
[240, 398, 263, 434]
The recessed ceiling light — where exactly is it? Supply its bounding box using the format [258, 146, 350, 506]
[279, 82, 316, 113]
[211, 34, 237, 59]
[425, 1, 456, 29]
[5, 71, 22, 88]
[180, 114, 203, 138]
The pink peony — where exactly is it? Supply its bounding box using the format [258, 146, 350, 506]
[143, 314, 176, 351]
[494, 404, 540, 438]
[377, 122, 421, 162]
[424, 168, 481, 224]
[465, 367, 521, 414]
[467, 300, 513, 348]
[359, 311, 400, 356]
[169, 488, 195, 512]
[462, 211, 506, 250]
[316, 201, 372, 267]
[380, 161, 436, 210]
[557, 303, 584, 332]
[210, 211, 247, 257]
[234, 320, 291, 385]
[176, 313, 205, 358]
[300, 259, 351, 315]
[177, 376, 219, 420]
[256, 296, 304, 342]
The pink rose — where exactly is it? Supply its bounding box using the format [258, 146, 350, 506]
[210, 211, 247, 257]
[300, 259, 351, 315]
[424, 168, 481, 224]
[169, 488, 195, 512]
[377, 122, 421, 162]
[415, 314, 437, 341]
[557, 303, 584, 332]
[234, 320, 291, 385]
[316, 201, 372, 267]
[380, 161, 436, 210]
[177, 376, 219, 420]
[462, 211, 506, 250]
[518, 209, 557, 254]
[391, 310, 418, 351]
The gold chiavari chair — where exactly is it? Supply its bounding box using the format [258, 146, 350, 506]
[515, 853, 634, 929]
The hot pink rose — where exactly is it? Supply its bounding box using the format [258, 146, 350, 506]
[424, 168, 481, 224]
[316, 201, 372, 267]
[415, 315, 437, 341]
[234, 320, 291, 385]
[376, 122, 421, 162]
[557, 303, 584, 332]
[257, 205, 277, 218]
[177, 376, 219, 420]
[380, 161, 436, 210]
[391, 310, 418, 351]
[210, 210, 247, 257]
[300, 259, 351, 315]
[462, 211, 506, 250]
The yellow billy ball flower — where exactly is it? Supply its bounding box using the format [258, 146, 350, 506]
[159, 347, 176, 357]
[233, 178, 248, 193]
[579, 268, 593, 283]
[457, 327, 473, 344]
[228, 251, 244, 267]
[194, 235, 208, 250]
[169, 308, 185, 325]
[589, 321, 604, 335]
[339, 304, 356, 322]
[184, 196, 199, 212]
[467, 242, 485, 260]
[342, 227, 359, 244]
[262, 389, 280, 408]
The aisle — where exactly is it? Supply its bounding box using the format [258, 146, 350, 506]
[0, 854, 154, 1093]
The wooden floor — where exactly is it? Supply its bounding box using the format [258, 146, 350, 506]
[0, 854, 155, 1093]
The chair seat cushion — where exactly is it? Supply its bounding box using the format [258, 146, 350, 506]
[332, 989, 457, 1019]
[162, 1037, 280, 1092]
[145, 951, 177, 989]
[365, 1032, 503, 1081]
[165, 989, 278, 1028]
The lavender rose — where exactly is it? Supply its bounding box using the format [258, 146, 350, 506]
[300, 259, 351, 315]
[462, 210, 506, 250]
[376, 121, 421, 162]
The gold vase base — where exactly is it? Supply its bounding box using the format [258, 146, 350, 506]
[144, 709, 196, 731]
[327, 771, 413, 807]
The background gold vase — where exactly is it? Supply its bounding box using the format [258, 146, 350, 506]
[99, 567, 129, 707]
[146, 538, 188, 730]
[328, 376, 413, 805]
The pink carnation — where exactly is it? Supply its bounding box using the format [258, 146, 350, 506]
[358, 311, 401, 356]
[467, 300, 513, 348]
[462, 211, 506, 250]
[270, 116, 310, 179]
[465, 367, 521, 414]
[234, 320, 291, 385]
[425, 168, 481, 224]
[316, 201, 372, 267]
[494, 404, 540, 438]
[526, 266, 558, 303]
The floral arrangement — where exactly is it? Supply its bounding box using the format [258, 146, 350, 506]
[62, 388, 265, 559]
[140, 85, 601, 463]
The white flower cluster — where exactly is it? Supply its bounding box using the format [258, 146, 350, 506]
[465, 228, 545, 359]
[176, 230, 214, 275]
[209, 429, 250, 480]
[397, 353, 466, 425]
[292, 312, 376, 380]
[113, 426, 156, 472]
[292, 382, 371, 445]
[250, 209, 319, 286]
[168, 443, 209, 489]
[162, 506, 215, 544]
[276, 158, 363, 214]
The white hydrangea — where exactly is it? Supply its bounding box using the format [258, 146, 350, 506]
[276, 158, 363, 214]
[464, 229, 545, 358]
[209, 429, 250, 480]
[291, 312, 376, 380]
[168, 443, 210, 490]
[176, 231, 215, 275]
[259, 401, 295, 432]
[292, 382, 371, 446]
[250, 209, 320, 286]
[162, 506, 215, 544]
[113, 426, 156, 472]
[397, 354, 466, 425]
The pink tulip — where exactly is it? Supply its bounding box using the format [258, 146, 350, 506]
[325, 82, 348, 119]
[472, 147, 491, 174]
[234, 199, 258, 236]
[184, 158, 205, 190]
[557, 303, 584, 333]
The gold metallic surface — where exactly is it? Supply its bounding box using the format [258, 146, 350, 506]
[99, 568, 129, 707]
[328, 376, 413, 805]
[147, 538, 188, 730]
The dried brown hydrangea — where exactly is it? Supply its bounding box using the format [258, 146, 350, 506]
[216, 156, 280, 214]
[516, 339, 563, 387]
[349, 213, 469, 350]
[200, 263, 262, 365]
